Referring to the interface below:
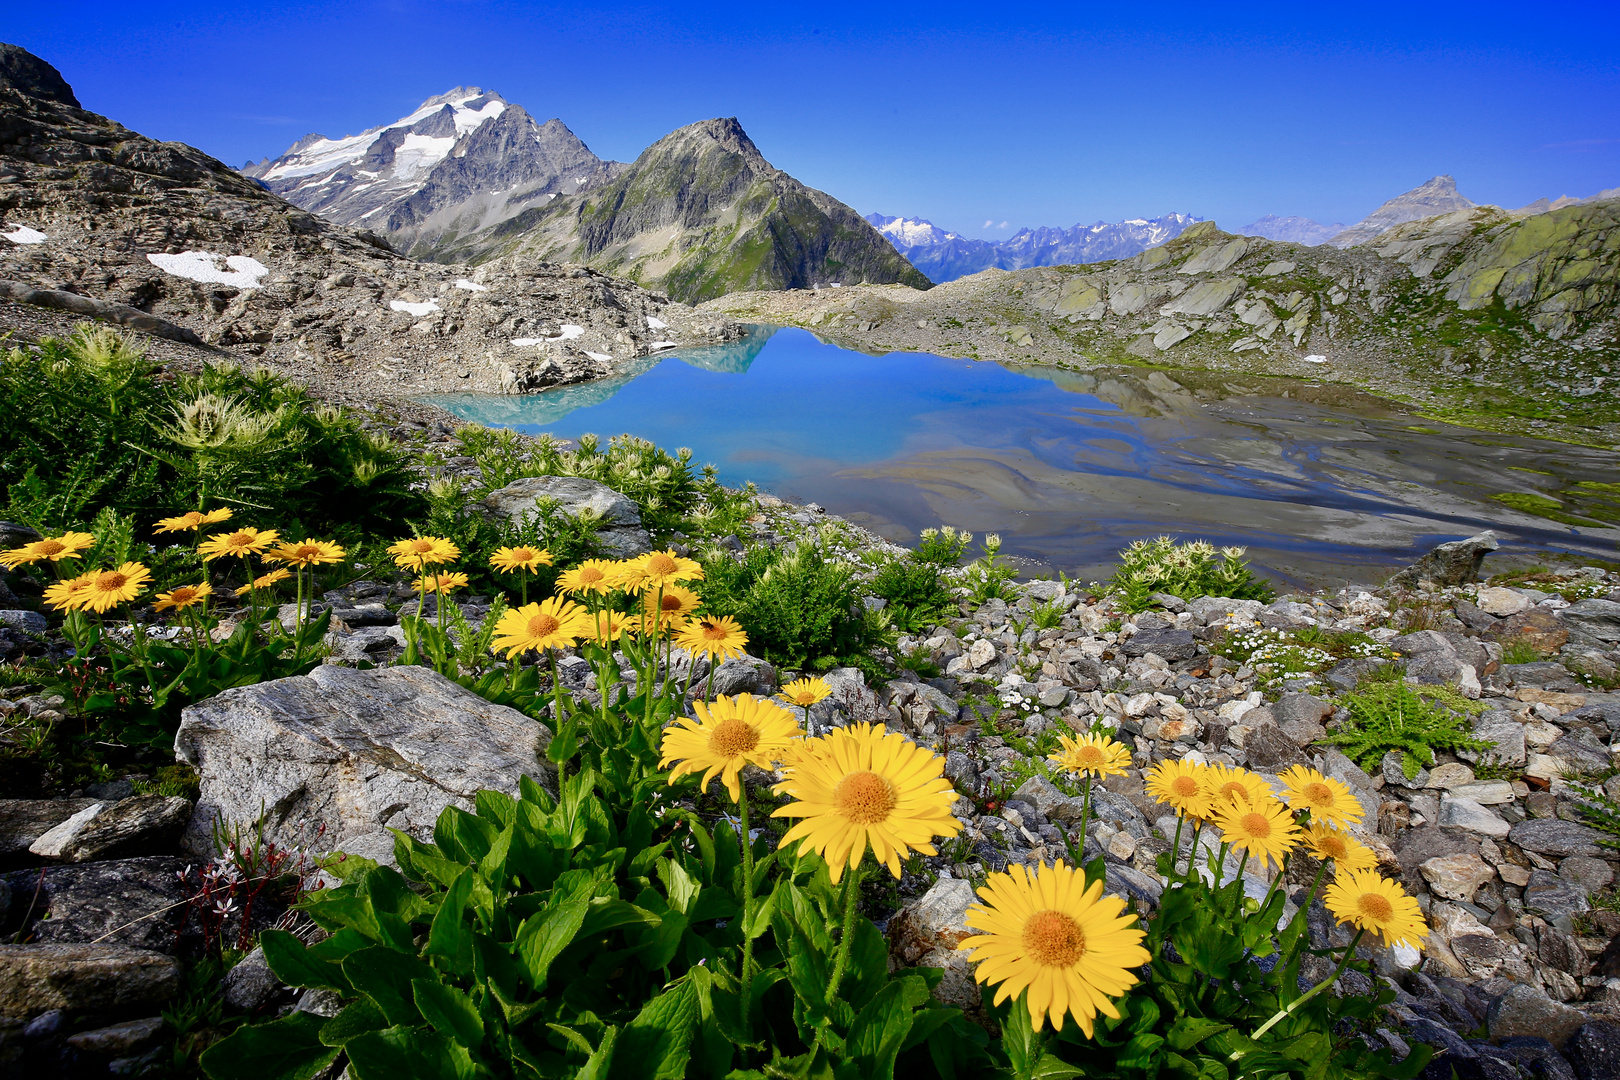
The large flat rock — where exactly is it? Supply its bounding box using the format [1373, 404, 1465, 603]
[0, 943, 180, 1017]
[2, 857, 188, 953]
[0, 799, 97, 857]
[174, 665, 553, 860]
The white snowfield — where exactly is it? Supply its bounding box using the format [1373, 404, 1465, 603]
[553, 325, 584, 341]
[146, 251, 270, 288]
[648, 341, 679, 351]
[389, 299, 440, 316]
[262, 92, 506, 183]
[584, 351, 613, 362]
[2, 224, 48, 244]
[454, 279, 489, 292]
[510, 338, 545, 347]
[1304, 354, 1329, 363]
[646, 315, 669, 330]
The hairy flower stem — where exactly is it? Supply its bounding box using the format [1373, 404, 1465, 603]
[1256, 852, 1290, 917]
[1078, 776, 1094, 865]
[1171, 815, 1186, 877]
[1246, 928, 1366, 1047]
[737, 789, 756, 1030]
[824, 865, 864, 1006]
[548, 649, 569, 786]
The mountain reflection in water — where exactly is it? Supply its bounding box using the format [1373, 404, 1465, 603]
[425, 326, 1620, 585]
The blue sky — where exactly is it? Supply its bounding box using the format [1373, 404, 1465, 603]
[12, 1, 1620, 240]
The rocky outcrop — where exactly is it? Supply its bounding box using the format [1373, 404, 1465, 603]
[0, 43, 77, 107]
[1389, 531, 1500, 588]
[457, 118, 931, 302]
[1328, 175, 1478, 248]
[0, 944, 180, 1017]
[479, 475, 652, 559]
[174, 665, 555, 862]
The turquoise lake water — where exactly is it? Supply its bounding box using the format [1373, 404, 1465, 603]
[427, 326, 1620, 585]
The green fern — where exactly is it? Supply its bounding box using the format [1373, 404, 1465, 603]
[1325, 681, 1495, 778]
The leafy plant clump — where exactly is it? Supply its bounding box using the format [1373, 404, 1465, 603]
[1325, 681, 1494, 779]
[869, 527, 968, 632]
[1107, 536, 1274, 613]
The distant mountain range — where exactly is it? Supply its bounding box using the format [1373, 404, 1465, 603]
[865, 212, 1202, 283]
[1236, 216, 1346, 246]
[246, 95, 922, 301]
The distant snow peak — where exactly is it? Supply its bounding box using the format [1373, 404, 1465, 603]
[2, 223, 47, 244]
[259, 90, 505, 184]
[146, 251, 270, 288]
[865, 212, 958, 247]
[389, 299, 439, 316]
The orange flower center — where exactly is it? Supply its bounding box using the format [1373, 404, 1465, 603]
[700, 621, 730, 641]
[1305, 782, 1335, 805]
[293, 545, 320, 559]
[1319, 835, 1348, 860]
[1240, 812, 1272, 839]
[38, 540, 65, 556]
[1358, 893, 1394, 921]
[834, 770, 897, 824]
[708, 717, 760, 757]
[512, 547, 535, 561]
[527, 614, 560, 638]
[579, 566, 604, 583]
[409, 539, 435, 553]
[96, 572, 127, 591]
[646, 553, 677, 576]
[171, 587, 198, 603]
[659, 594, 685, 612]
[1077, 746, 1104, 767]
[787, 691, 816, 705]
[1023, 910, 1087, 968]
[1220, 783, 1249, 803]
[1170, 775, 1200, 798]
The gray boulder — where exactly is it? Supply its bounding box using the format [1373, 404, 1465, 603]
[0, 611, 45, 635]
[1525, 870, 1591, 922]
[175, 665, 554, 861]
[1388, 531, 1498, 588]
[1567, 1021, 1620, 1080]
[1509, 819, 1609, 859]
[479, 475, 652, 559]
[1, 857, 187, 953]
[0, 944, 179, 1018]
[0, 799, 98, 856]
[222, 945, 284, 1013]
[27, 796, 191, 862]
[1488, 983, 1589, 1047]
[886, 878, 983, 1019]
[1121, 629, 1199, 662]
[1562, 600, 1620, 643]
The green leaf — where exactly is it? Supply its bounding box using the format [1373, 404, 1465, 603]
[319, 998, 390, 1048]
[199, 1012, 339, 1080]
[413, 979, 484, 1050]
[1030, 1054, 1086, 1080]
[1167, 1017, 1231, 1051]
[657, 858, 700, 915]
[516, 895, 590, 991]
[845, 981, 912, 1079]
[577, 1025, 618, 1080]
[608, 981, 698, 1080]
[426, 868, 476, 976]
[746, 883, 780, 940]
[259, 929, 354, 995]
[341, 946, 437, 1026]
[344, 1026, 480, 1080]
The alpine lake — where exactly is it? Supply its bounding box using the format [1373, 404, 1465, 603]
[426, 326, 1620, 587]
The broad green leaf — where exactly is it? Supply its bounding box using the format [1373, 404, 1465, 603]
[198, 1012, 339, 1080]
[259, 929, 353, 995]
[516, 895, 590, 991]
[657, 858, 701, 915]
[546, 1023, 597, 1057]
[608, 981, 698, 1080]
[319, 998, 390, 1048]
[475, 788, 517, 828]
[341, 946, 437, 1026]
[1030, 1054, 1086, 1080]
[746, 884, 780, 940]
[344, 1026, 480, 1080]
[1167, 1016, 1231, 1051]
[426, 868, 476, 976]
[845, 981, 912, 1079]
[577, 1025, 618, 1080]
[413, 978, 484, 1050]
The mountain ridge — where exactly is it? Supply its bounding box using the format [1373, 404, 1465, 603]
[865, 211, 1202, 282]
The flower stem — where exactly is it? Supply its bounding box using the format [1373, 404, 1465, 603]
[1171, 814, 1186, 877]
[1246, 928, 1366, 1047]
[548, 649, 569, 786]
[824, 864, 864, 1005]
[737, 788, 756, 1031]
[1077, 775, 1094, 865]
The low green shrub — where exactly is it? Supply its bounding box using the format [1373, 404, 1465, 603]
[1107, 536, 1274, 613]
[870, 555, 956, 633]
[1325, 681, 1493, 778]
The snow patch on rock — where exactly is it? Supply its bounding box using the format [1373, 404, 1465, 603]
[454, 279, 489, 292]
[389, 299, 440, 316]
[146, 251, 271, 288]
[2, 223, 48, 244]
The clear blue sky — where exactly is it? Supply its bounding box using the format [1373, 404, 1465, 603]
[11, 1, 1620, 240]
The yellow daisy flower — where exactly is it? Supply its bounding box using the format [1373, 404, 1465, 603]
[678, 614, 749, 661]
[660, 692, 804, 802]
[415, 571, 470, 594]
[0, 531, 95, 568]
[264, 540, 346, 567]
[642, 583, 701, 622]
[586, 610, 630, 645]
[153, 582, 212, 612]
[959, 861, 1151, 1034]
[386, 536, 460, 571]
[778, 677, 833, 709]
[1325, 869, 1428, 949]
[489, 546, 553, 574]
[771, 723, 962, 882]
[634, 549, 704, 589]
[1212, 795, 1300, 871]
[76, 562, 153, 613]
[235, 567, 292, 596]
[1301, 823, 1378, 873]
[556, 559, 621, 596]
[198, 527, 281, 561]
[1144, 759, 1213, 820]
[43, 571, 97, 611]
[153, 508, 232, 534]
[490, 596, 589, 658]
[1205, 764, 1273, 810]
[1277, 764, 1365, 829]
[1048, 733, 1132, 779]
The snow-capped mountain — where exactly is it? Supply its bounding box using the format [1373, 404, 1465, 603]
[864, 212, 1203, 282]
[243, 88, 623, 257]
[1237, 215, 1346, 246]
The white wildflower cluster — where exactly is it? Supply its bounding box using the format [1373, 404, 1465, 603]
[999, 689, 1034, 712]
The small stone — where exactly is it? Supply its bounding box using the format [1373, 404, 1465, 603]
[1499, 863, 1532, 887]
[1426, 762, 1476, 789]
[65, 1016, 165, 1056]
[1439, 796, 1511, 837]
[1560, 856, 1614, 894]
[1477, 587, 1534, 617]
[28, 796, 191, 862]
[1525, 869, 1591, 921]
[1488, 608, 1571, 653]
[0, 799, 100, 855]
[1449, 780, 1517, 805]
[1420, 853, 1496, 901]
[1241, 725, 1306, 770]
[1488, 983, 1589, 1047]
[1121, 629, 1199, 662]
[885, 878, 983, 1017]
[1389, 531, 1498, 589]
[1039, 686, 1069, 708]
[0, 944, 181, 1017]
[968, 638, 996, 670]
[222, 946, 283, 1013]
[1383, 751, 1430, 789]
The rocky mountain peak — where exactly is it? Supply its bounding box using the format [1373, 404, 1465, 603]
[643, 117, 767, 166]
[0, 42, 80, 107]
[1328, 174, 1477, 247]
